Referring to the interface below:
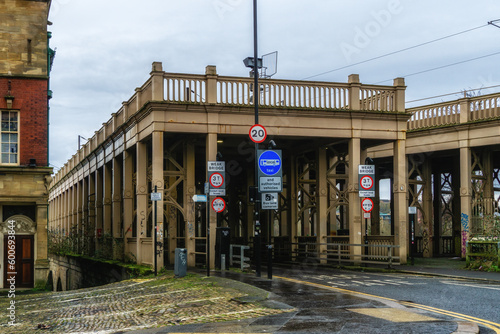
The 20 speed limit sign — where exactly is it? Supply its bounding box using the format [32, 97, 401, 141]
[249, 124, 267, 143]
[209, 172, 224, 188]
[361, 198, 374, 213]
[211, 197, 226, 212]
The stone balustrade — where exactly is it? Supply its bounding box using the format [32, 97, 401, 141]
[51, 62, 405, 186]
[407, 92, 500, 130]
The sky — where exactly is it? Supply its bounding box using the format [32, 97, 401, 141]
[47, 0, 500, 171]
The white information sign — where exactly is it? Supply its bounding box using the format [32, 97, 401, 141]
[259, 177, 283, 192]
[209, 188, 226, 196]
[208, 161, 225, 172]
[261, 193, 279, 210]
[192, 194, 207, 202]
[151, 192, 162, 201]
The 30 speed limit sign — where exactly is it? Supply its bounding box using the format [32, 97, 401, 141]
[209, 172, 224, 188]
[211, 197, 226, 212]
[249, 124, 267, 143]
[361, 198, 374, 213]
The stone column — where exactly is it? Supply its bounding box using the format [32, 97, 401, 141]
[136, 141, 148, 264]
[112, 156, 123, 259]
[88, 173, 96, 255]
[82, 177, 89, 253]
[95, 169, 103, 238]
[317, 147, 328, 263]
[122, 150, 134, 258]
[483, 151, 494, 219]
[422, 158, 433, 257]
[205, 66, 218, 104]
[151, 62, 164, 101]
[151, 131, 165, 268]
[348, 138, 362, 260]
[103, 163, 112, 235]
[459, 146, 472, 258]
[75, 181, 82, 253]
[184, 142, 196, 267]
[35, 204, 49, 289]
[393, 139, 408, 264]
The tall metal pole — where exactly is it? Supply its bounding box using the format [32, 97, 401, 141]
[253, 0, 261, 278]
[267, 209, 272, 279]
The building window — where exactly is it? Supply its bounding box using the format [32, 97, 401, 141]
[1, 111, 19, 164]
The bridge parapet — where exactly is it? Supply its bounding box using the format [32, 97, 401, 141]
[408, 92, 500, 130]
[51, 62, 405, 186]
[162, 66, 404, 112]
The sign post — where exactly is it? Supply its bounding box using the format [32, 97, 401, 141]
[207, 161, 226, 277]
[150, 187, 162, 276]
[359, 164, 375, 259]
[257, 149, 282, 280]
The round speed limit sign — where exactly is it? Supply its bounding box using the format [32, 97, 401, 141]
[209, 172, 224, 188]
[212, 197, 226, 213]
[249, 124, 267, 143]
[360, 175, 374, 190]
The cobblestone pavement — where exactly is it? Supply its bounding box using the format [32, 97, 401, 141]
[0, 273, 293, 334]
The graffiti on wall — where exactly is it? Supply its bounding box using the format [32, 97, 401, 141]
[461, 213, 469, 257]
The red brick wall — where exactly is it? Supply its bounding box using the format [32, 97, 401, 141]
[0, 77, 49, 166]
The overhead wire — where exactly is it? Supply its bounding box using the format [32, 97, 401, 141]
[375, 50, 500, 84]
[301, 24, 488, 81]
[406, 83, 500, 104]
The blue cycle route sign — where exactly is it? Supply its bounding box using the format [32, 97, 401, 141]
[258, 150, 282, 176]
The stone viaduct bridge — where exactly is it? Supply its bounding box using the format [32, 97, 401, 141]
[48, 62, 500, 275]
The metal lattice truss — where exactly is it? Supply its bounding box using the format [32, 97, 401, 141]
[162, 142, 186, 218]
[297, 155, 317, 231]
[494, 168, 500, 216]
[440, 172, 454, 236]
[471, 150, 486, 209]
[326, 153, 349, 214]
[408, 155, 425, 215]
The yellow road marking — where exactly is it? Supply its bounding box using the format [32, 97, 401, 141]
[348, 307, 438, 322]
[275, 275, 500, 334]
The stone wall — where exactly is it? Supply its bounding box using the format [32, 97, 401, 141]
[48, 255, 135, 291]
[0, 0, 50, 77]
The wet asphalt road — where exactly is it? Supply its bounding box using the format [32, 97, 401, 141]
[127, 265, 500, 333]
[274, 265, 500, 325]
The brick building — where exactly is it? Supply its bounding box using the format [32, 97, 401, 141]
[0, 0, 53, 289]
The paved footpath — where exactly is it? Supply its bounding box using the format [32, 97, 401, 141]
[0, 274, 292, 334]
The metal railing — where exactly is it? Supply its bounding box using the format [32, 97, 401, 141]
[229, 244, 250, 270]
[291, 242, 400, 268]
